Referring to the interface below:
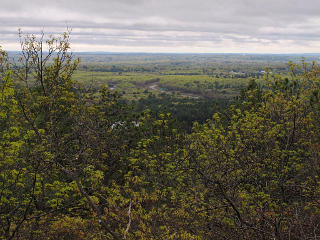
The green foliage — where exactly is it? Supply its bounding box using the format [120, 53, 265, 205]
[183, 67, 320, 239]
[1, 32, 320, 240]
[134, 93, 229, 131]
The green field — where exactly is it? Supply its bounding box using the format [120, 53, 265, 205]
[72, 53, 312, 100]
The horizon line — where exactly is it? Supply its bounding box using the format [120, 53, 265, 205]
[6, 50, 320, 55]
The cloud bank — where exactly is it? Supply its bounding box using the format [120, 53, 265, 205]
[1, 0, 320, 53]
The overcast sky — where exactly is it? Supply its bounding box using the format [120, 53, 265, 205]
[1, 0, 320, 53]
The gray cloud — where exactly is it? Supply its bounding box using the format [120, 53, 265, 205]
[1, 0, 320, 52]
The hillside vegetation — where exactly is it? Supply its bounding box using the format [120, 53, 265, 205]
[1, 32, 320, 240]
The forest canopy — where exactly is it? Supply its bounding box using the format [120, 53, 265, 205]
[1, 32, 320, 240]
